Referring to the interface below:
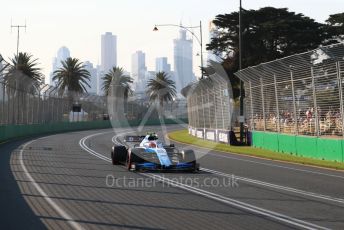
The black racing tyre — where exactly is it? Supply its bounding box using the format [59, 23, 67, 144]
[112, 145, 127, 165]
[111, 150, 116, 165]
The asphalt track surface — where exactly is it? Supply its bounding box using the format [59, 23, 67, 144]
[1, 124, 344, 230]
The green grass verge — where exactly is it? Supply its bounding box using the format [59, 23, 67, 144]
[168, 129, 344, 171]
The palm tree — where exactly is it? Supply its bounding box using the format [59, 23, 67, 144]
[0, 54, 9, 75]
[146, 71, 176, 113]
[102, 67, 133, 97]
[4, 52, 43, 124]
[102, 67, 133, 121]
[5, 52, 43, 92]
[53, 57, 91, 103]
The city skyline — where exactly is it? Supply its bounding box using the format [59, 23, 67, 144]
[174, 29, 195, 94]
[83, 60, 98, 94]
[101, 32, 117, 73]
[131, 50, 147, 93]
[50, 46, 70, 85]
[99, 32, 117, 94]
[155, 57, 171, 73]
[0, 0, 342, 84]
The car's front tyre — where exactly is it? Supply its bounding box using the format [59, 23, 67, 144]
[112, 145, 127, 165]
[111, 150, 116, 165]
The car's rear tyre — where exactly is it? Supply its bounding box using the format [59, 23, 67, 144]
[112, 145, 127, 165]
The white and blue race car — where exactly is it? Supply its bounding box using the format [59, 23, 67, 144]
[111, 133, 199, 172]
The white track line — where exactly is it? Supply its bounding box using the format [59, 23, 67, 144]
[207, 153, 344, 180]
[143, 173, 327, 230]
[201, 168, 344, 204]
[20, 137, 84, 230]
[164, 133, 344, 180]
[114, 131, 344, 205]
[80, 132, 329, 230]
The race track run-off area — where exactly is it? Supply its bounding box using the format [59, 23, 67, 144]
[2, 125, 344, 230]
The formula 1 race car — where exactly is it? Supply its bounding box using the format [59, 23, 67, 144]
[111, 133, 199, 172]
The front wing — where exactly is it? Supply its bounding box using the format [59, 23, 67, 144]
[132, 162, 198, 171]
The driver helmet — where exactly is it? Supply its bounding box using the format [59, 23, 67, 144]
[148, 141, 157, 148]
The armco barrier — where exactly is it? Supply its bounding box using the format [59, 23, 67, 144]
[252, 131, 344, 162]
[0, 118, 188, 143]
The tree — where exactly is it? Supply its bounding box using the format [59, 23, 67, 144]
[208, 7, 328, 66]
[103, 67, 133, 121]
[326, 12, 344, 29]
[206, 7, 331, 99]
[146, 72, 176, 113]
[53, 57, 90, 103]
[0, 55, 9, 76]
[4, 53, 43, 124]
[102, 67, 133, 97]
[5, 52, 43, 92]
[324, 12, 344, 44]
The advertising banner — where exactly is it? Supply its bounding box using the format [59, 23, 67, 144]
[218, 130, 229, 143]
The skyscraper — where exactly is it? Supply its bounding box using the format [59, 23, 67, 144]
[131, 51, 147, 92]
[83, 61, 97, 94]
[155, 57, 171, 73]
[100, 32, 117, 95]
[50, 46, 70, 85]
[101, 32, 117, 73]
[96, 65, 104, 95]
[173, 29, 195, 95]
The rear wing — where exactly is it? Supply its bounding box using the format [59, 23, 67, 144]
[124, 135, 146, 142]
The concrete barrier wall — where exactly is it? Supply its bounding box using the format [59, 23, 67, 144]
[0, 118, 188, 143]
[0, 121, 112, 143]
[252, 131, 344, 162]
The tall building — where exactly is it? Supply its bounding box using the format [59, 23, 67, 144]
[100, 32, 117, 94]
[101, 32, 117, 72]
[155, 57, 171, 73]
[83, 61, 97, 94]
[131, 51, 147, 92]
[50, 46, 70, 85]
[145, 71, 156, 81]
[96, 65, 104, 95]
[173, 29, 195, 95]
[131, 51, 146, 81]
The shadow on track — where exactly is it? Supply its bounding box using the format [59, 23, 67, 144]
[0, 139, 46, 230]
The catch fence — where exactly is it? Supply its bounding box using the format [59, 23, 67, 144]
[182, 66, 236, 143]
[0, 55, 107, 125]
[235, 43, 344, 138]
[0, 54, 187, 127]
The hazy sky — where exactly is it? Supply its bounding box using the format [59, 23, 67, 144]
[0, 0, 343, 83]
